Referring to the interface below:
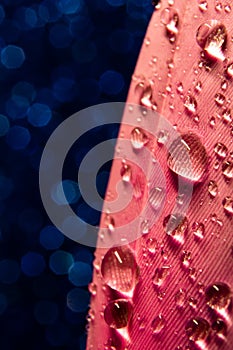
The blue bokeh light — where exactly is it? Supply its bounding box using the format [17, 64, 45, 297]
[21, 252, 46, 277]
[6, 126, 31, 150]
[0, 259, 20, 284]
[27, 103, 52, 127]
[51, 180, 80, 205]
[6, 95, 29, 120]
[12, 81, 36, 103]
[40, 225, 64, 250]
[52, 77, 76, 102]
[57, 0, 83, 15]
[67, 288, 90, 312]
[49, 250, 74, 275]
[68, 261, 92, 287]
[100, 70, 125, 95]
[34, 300, 59, 325]
[1, 45, 25, 69]
[49, 24, 72, 49]
[0, 114, 10, 136]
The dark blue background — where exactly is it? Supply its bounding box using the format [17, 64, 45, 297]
[0, 1, 155, 348]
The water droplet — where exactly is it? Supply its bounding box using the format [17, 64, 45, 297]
[120, 162, 132, 183]
[151, 314, 166, 334]
[188, 297, 198, 309]
[226, 63, 233, 77]
[101, 246, 139, 297]
[184, 95, 197, 114]
[144, 37, 151, 46]
[181, 251, 192, 268]
[104, 299, 133, 329]
[88, 282, 97, 296]
[195, 81, 202, 92]
[224, 4, 231, 13]
[185, 317, 210, 342]
[222, 108, 232, 123]
[221, 80, 228, 91]
[198, 0, 208, 12]
[149, 187, 165, 211]
[196, 21, 227, 61]
[130, 127, 148, 150]
[215, 93, 225, 106]
[189, 267, 197, 282]
[141, 219, 150, 235]
[157, 130, 169, 145]
[140, 84, 153, 108]
[167, 133, 208, 182]
[160, 8, 179, 36]
[222, 197, 233, 215]
[176, 81, 184, 94]
[209, 116, 216, 127]
[146, 238, 158, 254]
[205, 282, 231, 311]
[212, 319, 227, 337]
[163, 214, 188, 245]
[152, 265, 170, 287]
[175, 288, 186, 307]
[222, 160, 233, 179]
[208, 180, 218, 197]
[215, 2, 223, 12]
[214, 142, 228, 159]
[105, 214, 115, 232]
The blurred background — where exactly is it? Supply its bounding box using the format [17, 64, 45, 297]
[0, 0, 156, 348]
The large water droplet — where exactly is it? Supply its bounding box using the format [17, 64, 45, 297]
[222, 160, 233, 179]
[151, 314, 166, 334]
[214, 142, 228, 159]
[163, 214, 188, 245]
[152, 265, 170, 287]
[196, 21, 227, 61]
[185, 317, 210, 342]
[205, 282, 231, 311]
[101, 246, 139, 297]
[149, 187, 165, 211]
[222, 197, 233, 215]
[208, 180, 218, 197]
[104, 299, 133, 329]
[184, 95, 197, 114]
[130, 127, 148, 150]
[167, 133, 208, 182]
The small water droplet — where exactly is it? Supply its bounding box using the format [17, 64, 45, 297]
[215, 93, 225, 106]
[189, 267, 197, 282]
[151, 314, 166, 334]
[140, 84, 153, 108]
[222, 196, 233, 215]
[181, 251, 192, 268]
[209, 116, 216, 127]
[146, 238, 158, 254]
[144, 37, 151, 46]
[226, 63, 233, 77]
[214, 142, 228, 159]
[160, 7, 179, 38]
[198, 0, 208, 12]
[222, 108, 232, 123]
[205, 282, 231, 311]
[149, 187, 165, 210]
[196, 21, 227, 61]
[105, 214, 115, 232]
[177, 81, 184, 94]
[208, 180, 218, 197]
[188, 297, 198, 309]
[222, 160, 233, 179]
[88, 282, 97, 296]
[152, 265, 170, 287]
[130, 127, 148, 150]
[120, 162, 132, 183]
[175, 288, 186, 307]
[104, 299, 133, 329]
[221, 80, 228, 91]
[101, 246, 139, 296]
[212, 319, 227, 337]
[167, 133, 208, 182]
[195, 81, 202, 92]
[163, 214, 188, 245]
[215, 2, 223, 12]
[185, 317, 210, 342]
[224, 4, 231, 13]
[184, 95, 197, 114]
[157, 129, 169, 145]
[141, 219, 150, 235]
